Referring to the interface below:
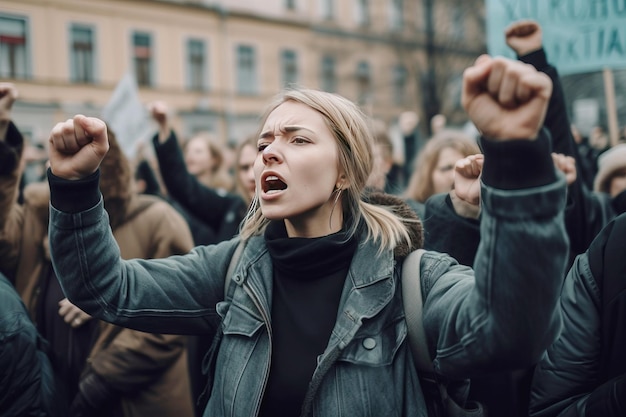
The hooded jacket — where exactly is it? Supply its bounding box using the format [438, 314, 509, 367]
[0, 123, 196, 417]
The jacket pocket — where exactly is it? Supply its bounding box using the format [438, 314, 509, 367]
[220, 299, 264, 338]
[338, 316, 407, 366]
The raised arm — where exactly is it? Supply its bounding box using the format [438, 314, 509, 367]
[0, 83, 26, 278]
[421, 55, 568, 377]
[148, 101, 246, 234]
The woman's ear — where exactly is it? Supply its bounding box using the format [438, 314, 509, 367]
[336, 174, 349, 190]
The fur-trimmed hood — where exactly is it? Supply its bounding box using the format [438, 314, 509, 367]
[363, 188, 424, 258]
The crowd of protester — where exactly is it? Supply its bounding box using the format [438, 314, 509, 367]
[1, 18, 625, 417]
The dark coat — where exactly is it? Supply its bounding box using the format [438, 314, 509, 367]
[0, 272, 63, 417]
[1, 123, 196, 417]
[530, 213, 626, 417]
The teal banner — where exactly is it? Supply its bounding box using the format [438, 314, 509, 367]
[486, 0, 626, 74]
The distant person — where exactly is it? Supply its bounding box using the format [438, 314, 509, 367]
[1, 82, 196, 417]
[403, 129, 480, 218]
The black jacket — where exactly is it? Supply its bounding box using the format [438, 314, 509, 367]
[152, 131, 248, 244]
[530, 213, 626, 417]
[0, 272, 65, 417]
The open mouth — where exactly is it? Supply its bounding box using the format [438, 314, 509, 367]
[262, 175, 288, 194]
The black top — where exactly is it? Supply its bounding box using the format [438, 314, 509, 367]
[259, 221, 357, 417]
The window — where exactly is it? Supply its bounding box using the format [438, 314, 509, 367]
[319, 0, 334, 20]
[355, 0, 370, 26]
[70, 24, 95, 83]
[356, 61, 371, 104]
[450, 8, 464, 38]
[0, 15, 29, 79]
[392, 65, 407, 105]
[285, 0, 296, 10]
[281, 49, 298, 88]
[389, 0, 404, 31]
[187, 38, 206, 90]
[133, 31, 153, 87]
[236, 45, 256, 95]
[320, 55, 336, 92]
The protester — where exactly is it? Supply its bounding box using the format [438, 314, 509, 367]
[45, 55, 567, 417]
[182, 131, 233, 192]
[0, 270, 64, 417]
[0, 82, 197, 417]
[366, 125, 395, 192]
[403, 129, 480, 218]
[529, 212, 626, 417]
[504, 20, 626, 265]
[396, 110, 425, 189]
[149, 101, 252, 245]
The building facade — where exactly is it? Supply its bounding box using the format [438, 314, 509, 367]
[1, 0, 485, 154]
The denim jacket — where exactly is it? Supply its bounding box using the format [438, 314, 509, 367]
[49, 150, 568, 417]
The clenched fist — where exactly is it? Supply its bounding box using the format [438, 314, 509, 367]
[462, 55, 552, 141]
[48, 115, 109, 180]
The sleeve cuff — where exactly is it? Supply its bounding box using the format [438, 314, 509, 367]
[480, 128, 557, 190]
[47, 168, 101, 213]
[518, 48, 548, 70]
[151, 129, 177, 152]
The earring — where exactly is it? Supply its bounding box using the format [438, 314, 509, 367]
[329, 187, 343, 229]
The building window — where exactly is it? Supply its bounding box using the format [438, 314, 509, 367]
[355, 0, 370, 26]
[320, 55, 336, 93]
[187, 38, 206, 91]
[133, 31, 152, 87]
[393, 65, 407, 105]
[236, 45, 256, 95]
[0, 15, 29, 79]
[356, 60, 371, 105]
[70, 24, 95, 83]
[285, 0, 296, 10]
[451, 8, 464, 38]
[389, 0, 404, 31]
[319, 0, 334, 20]
[281, 49, 298, 88]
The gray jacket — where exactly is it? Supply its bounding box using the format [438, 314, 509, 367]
[49, 164, 568, 417]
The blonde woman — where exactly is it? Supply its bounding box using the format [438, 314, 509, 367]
[46, 55, 567, 417]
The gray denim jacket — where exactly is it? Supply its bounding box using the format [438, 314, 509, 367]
[49, 175, 568, 417]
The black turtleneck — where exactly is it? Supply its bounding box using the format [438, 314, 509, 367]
[259, 221, 357, 417]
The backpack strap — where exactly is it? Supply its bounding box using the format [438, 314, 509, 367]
[401, 248, 433, 372]
[403, 250, 487, 417]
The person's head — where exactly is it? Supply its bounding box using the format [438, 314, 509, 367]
[571, 124, 583, 144]
[589, 125, 609, 150]
[399, 111, 419, 136]
[430, 114, 447, 134]
[239, 88, 413, 250]
[367, 127, 394, 191]
[235, 134, 258, 204]
[594, 143, 626, 197]
[404, 129, 481, 203]
[183, 133, 231, 189]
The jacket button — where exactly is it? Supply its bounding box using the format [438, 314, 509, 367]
[233, 275, 242, 283]
[362, 337, 376, 350]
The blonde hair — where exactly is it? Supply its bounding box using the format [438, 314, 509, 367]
[239, 88, 413, 252]
[404, 129, 480, 203]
